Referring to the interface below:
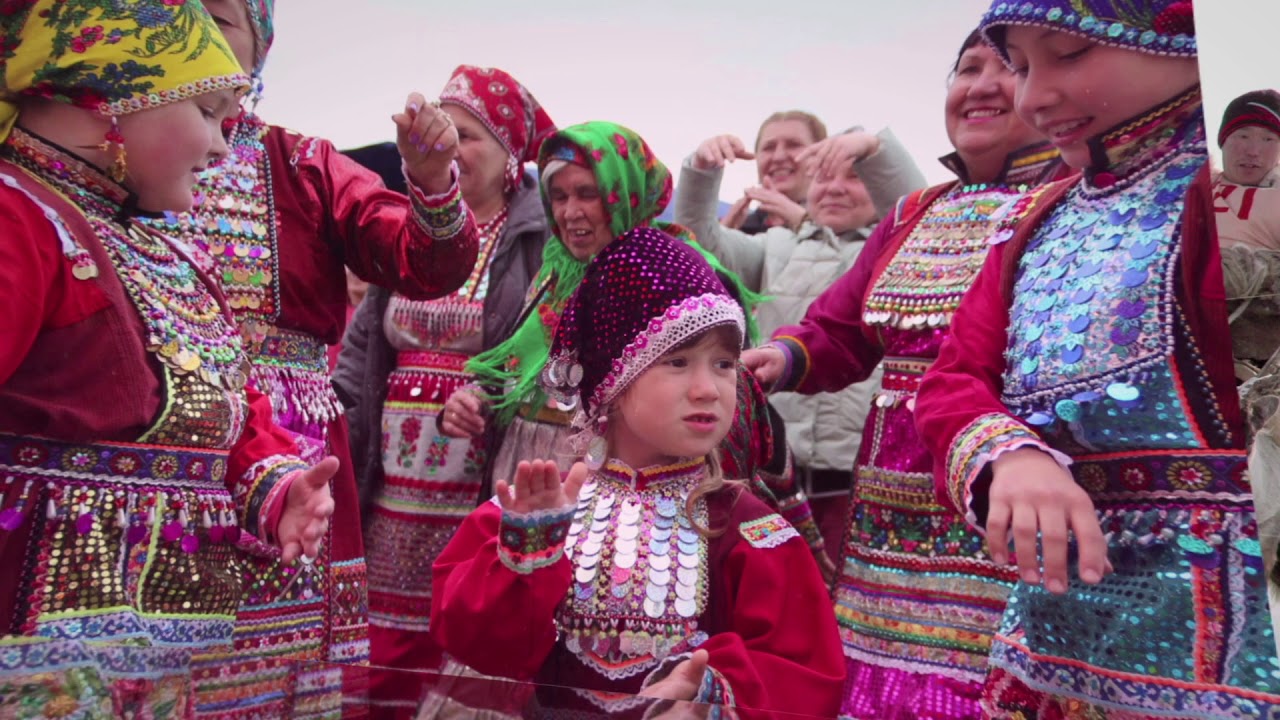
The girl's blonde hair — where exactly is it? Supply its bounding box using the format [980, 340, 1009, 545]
[604, 324, 746, 537]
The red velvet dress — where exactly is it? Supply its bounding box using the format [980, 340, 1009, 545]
[148, 111, 479, 718]
[0, 129, 308, 718]
[430, 458, 845, 719]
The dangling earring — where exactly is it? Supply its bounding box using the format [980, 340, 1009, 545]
[246, 72, 265, 113]
[99, 116, 126, 183]
[585, 414, 608, 471]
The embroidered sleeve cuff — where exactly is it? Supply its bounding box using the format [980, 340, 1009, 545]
[640, 657, 737, 718]
[771, 337, 809, 391]
[498, 504, 576, 574]
[240, 454, 310, 540]
[946, 413, 1071, 530]
[738, 513, 802, 550]
[406, 162, 468, 241]
[776, 491, 825, 554]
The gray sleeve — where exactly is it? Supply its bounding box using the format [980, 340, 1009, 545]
[854, 127, 929, 220]
[673, 154, 768, 292]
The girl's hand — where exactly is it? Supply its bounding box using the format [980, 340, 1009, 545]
[277, 456, 338, 563]
[987, 447, 1111, 594]
[640, 649, 709, 702]
[495, 460, 588, 514]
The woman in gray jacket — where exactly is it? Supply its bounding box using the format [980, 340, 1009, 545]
[332, 65, 555, 707]
[675, 125, 927, 551]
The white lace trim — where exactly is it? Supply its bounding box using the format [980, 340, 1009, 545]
[591, 293, 744, 412]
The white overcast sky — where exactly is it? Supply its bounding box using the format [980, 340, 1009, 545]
[258, 1, 1277, 200]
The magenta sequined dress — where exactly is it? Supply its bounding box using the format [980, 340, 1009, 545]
[772, 145, 1065, 720]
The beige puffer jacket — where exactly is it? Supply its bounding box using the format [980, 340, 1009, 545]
[675, 128, 926, 472]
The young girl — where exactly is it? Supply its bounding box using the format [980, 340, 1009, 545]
[915, 1, 1280, 716]
[0, 1, 333, 716]
[430, 227, 844, 718]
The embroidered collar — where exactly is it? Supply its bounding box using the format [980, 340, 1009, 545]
[1083, 85, 1204, 189]
[599, 457, 705, 491]
[939, 139, 1063, 187]
[5, 127, 137, 223]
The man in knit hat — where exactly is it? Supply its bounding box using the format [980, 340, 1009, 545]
[1214, 89, 1280, 250]
[1220, 89, 1280, 188]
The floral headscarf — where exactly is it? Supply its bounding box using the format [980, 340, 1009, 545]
[0, 0, 247, 142]
[439, 64, 556, 194]
[466, 121, 762, 424]
[242, 0, 273, 75]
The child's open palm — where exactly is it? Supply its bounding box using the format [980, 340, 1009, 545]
[495, 460, 588, 514]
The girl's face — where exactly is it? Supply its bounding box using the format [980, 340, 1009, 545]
[945, 42, 1042, 170]
[1003, 26, 1200, 170]
[609, 329, 739, 469]
[118, 90, 237, 212]
[201, 0, 255, 74]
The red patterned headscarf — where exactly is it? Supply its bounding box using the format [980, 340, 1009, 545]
[439, 65, 556, 192]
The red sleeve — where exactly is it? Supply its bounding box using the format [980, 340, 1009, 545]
[694, 516, 845, 717]
[430, 500, 574, 680]
[226, 386, 309, 545]
[0, 186, 109, 385]
[771, 214, 895, 394]
[913, 242, 1061, 524]
[292, 133, 480, 301]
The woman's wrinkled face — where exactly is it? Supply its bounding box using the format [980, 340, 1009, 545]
[756, 119, 817, 200]
[446, 106, 511, 205]
[945, 42, 1042, 167]
[806, 164, 876, 234]
[1003, 26, 1199, 169]
[547, 163, 613, 261]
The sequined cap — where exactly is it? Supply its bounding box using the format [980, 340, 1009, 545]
[542, 227, 745, 424]
[980, 0, 1196, 63]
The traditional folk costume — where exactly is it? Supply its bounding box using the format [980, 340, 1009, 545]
[0, 3, 319, 718]
[333, 66, 556, 714]
[465, 122, 825, 555]
[140, 3, 481, 716]
[769, 141, 1067, 719]
[431, 226, 845, 719]
[915, 2, 1280, 716]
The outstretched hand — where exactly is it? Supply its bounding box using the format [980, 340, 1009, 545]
[277, 456, 337, 564]
[987, 447, 1112, 594]
[693, 134, 754, 171]
[495, 460, 588, 514]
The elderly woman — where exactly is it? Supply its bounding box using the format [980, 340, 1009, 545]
[0, 1, 336, 715]
[150, 0, 481, 715]
[333, 65, 555, 706]
[676, 123, 926, 550]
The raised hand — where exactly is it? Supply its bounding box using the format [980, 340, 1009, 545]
[987, 447, 1111, 594]
[693, 134, 754, 171]
[495, 460, 588, 514]
[797, 130, 881, 179]
[741, 346, 786, 388]
[744, 177, 807, 231]
[721, 194, 752, 229]
[277, 456, 338, 563]
[393, 92, 458, 195]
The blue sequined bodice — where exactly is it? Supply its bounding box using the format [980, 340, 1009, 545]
[1001, 151, 1206, 453]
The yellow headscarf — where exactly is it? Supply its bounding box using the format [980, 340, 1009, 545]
[0, 0, 248, 142]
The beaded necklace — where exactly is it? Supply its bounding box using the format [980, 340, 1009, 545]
[5, 129, 249, 391]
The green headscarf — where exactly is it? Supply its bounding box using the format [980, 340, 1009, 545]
[466, 121, 763, 424]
